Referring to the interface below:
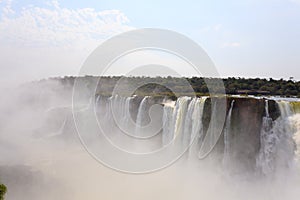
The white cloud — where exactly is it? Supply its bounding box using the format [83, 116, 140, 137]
[0, 0, 134, 85]
[221, 42, 241, 48]
[0, 0, 14, 15]
[0, 0, 133, 49]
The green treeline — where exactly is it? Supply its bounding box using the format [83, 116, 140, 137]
[43, 76, 300, 97]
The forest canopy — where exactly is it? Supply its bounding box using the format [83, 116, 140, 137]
[39, 76, 300, 97]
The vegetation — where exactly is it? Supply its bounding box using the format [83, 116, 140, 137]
[37, 76, 300, 97]
[291, 101, 300, 113]
[0, 184, 6, 200]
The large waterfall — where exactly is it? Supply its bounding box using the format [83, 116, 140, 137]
[256, 100, 299, 175]
[3, 88, 300, 200]
[95, 95, 207, 148]
[93, 95, 300, 175]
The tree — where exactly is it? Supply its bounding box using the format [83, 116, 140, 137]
[0, 184, 6, 200]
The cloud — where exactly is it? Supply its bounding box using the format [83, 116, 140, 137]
[0, 0, 133, 49]
[221, 42, 241, 48]
[0, 0, 134, 85]
[0, 0, 14, 15]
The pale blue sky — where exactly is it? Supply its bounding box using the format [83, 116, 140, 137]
[0, 0, 300, 83]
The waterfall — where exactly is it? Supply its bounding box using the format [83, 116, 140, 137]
[291, 114, 300, 161]
[182, 98, 197, 146]
[162, 97, 206, 152]
[191, 97, 207, 144]
[92, 94, 300, 175]
[135, 96, 150, 136]
[105, 96, 113, 122]
[257, 100, 295, 175]
[256, 100, 277, 175]
[162, 97, 190, 145]
[265, 99, 270, 117]
[172, 97, 191, 140]
[95, 95, 102, 115]
[278, 101, 293, 118]
[222, 99, 235, 168]
[182, 97, 207, 147]
[100, 95, 129, 132]
[162, 104, 175, 145]
[120, 97, 133, 131]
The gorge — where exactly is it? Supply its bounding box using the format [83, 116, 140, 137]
[1, 78, 300, 200]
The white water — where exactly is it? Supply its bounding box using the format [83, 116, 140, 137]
[291, 114, 300, 162]
[162, 97, 207, 149]
[135, 96, 149, 136]
[120, 97, 133, 131]
[162, 104, 174, 145]
[190, 97, 206, 145]
[278, 101, 293, 118]
[256, 100, 296, 175]
[172, 97, 191, 139]
[223, 100, 235, 168]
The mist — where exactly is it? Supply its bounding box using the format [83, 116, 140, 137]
[0, 79, 300, 200]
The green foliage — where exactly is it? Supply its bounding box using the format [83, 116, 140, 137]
[43, 76, 300, 97]
[0, 184, 7, 200]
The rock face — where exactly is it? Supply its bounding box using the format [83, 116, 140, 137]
[226, 98, 265, 173]
[291, 101, 300, 113]
[200, 97, 281, 173]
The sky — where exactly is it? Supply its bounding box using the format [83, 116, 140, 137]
[0, 0, 300, 85]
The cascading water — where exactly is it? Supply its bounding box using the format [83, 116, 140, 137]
[288, 101, 300, 163]
[162, 104, 174, 145]
[162, 97, 206, 147]
[135, 96, 150, 136]
[191, 97, 206, 143]
[222, 99, 235, 168]
[182, 98, 197, 146]
[272, 101, 295, 173]
[291, 114, 300, 162]
[182, 97, 206, 148]
[256, 100, 277, 174]
[278, 101, 293, 118]
[120, 97, 133, 131]
[93, 94, 300, 176]
[256, 100, 276, 175]
[105, 96, 113, 122]
[257, 100, 296, 175]
[172, 97, 191, 140]
[162, 97, 190, 145]
[162, 96, 206, 160]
